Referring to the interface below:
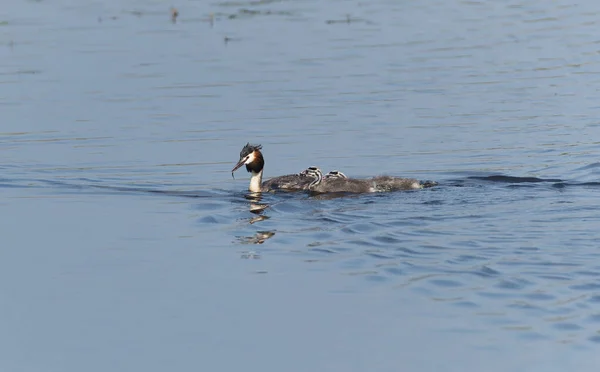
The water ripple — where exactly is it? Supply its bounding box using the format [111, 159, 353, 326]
[224, 174, 600, 345]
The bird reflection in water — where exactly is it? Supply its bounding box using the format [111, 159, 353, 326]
[237, 231, 275, 245]
[238, 192, 275, 245]
[245, 192, 270, 222]
[240, 250, 261, 259]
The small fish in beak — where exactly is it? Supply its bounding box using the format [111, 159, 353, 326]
[231, 155, 249, 179]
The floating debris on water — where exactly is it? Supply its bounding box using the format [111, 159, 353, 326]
[98, 15, 119, 23]
[224, 36, 241, 44]
[326, 14, 352, 24]
[325, 14, 373, 24]
[227, 8, 293, 19]
[217, 0, 281, 6]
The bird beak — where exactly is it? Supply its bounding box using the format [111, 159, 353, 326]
[231, 156, 248, 178]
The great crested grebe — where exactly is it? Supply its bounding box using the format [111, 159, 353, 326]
[231, 143, 322, 192]
[303, 166, 437, 194]
[232, 143, 437, 193]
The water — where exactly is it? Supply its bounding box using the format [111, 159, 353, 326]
[2, 0, 600, 370]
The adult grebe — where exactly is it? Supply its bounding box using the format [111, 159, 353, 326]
[231, 143, 321, 192]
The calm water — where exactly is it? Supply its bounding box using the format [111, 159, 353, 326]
[2, 0, 600, 370]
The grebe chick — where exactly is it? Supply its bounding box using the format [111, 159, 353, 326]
[325, 170, 347, 179]
[308, 170, 374, 194]
[231, 143, 320, 192]
[299, 166, 324, 177]
[306, 168, 436, 194]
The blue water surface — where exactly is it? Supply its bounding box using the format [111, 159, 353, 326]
[2, 0, 600, 371]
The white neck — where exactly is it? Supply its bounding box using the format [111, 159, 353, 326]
[249, 170, 263, 192]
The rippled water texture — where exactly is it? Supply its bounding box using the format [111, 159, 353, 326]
[2, 0, 600, 371]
